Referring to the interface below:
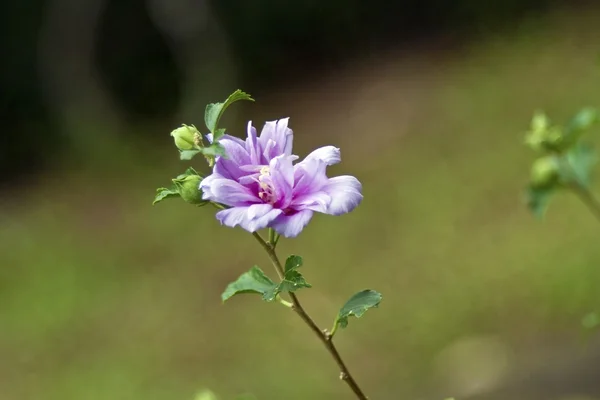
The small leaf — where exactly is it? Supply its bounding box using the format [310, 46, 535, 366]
[525, 184, 554, 219]
[204, 89, 254, 133]
[565, 142, 597, 188]
[221, 266, 277, 302]
[180, 149, 202, 161]
[212, 128, 227, 142]
[153, 187, 180, 205]
[565, 107, 598, 137]
[201, 143, 227, 158]
[275, 255, 311, 296]
[175, 167, 201, 180]
[336, 290, 382, 329]
[284, 255, 303, 273]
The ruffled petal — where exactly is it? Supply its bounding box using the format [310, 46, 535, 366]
[293, 157, 328, 195]
[216, 205, 282, 233]
[322, 176, 363, 216]
[245, 121, 261, 165]
[213, 135, 252, 180]
[269, 155, 295, 208]
[270, 210, 314, 238]
[199, 173, 224, 200]
[206, 178, 259, 207]
[291, 192, 331, 213]
[258, 118, 294, 160]
[304, 146, 341, 166]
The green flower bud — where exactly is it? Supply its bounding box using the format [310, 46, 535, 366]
[172, 174, 205, 204]
[530, 155, 560, 188]
[194, 389, 218, 400]
[170, 124, 200, 150]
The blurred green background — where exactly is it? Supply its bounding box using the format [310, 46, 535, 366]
[2, 1, 600, 399]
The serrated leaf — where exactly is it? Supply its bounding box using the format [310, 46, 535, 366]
[221, 266, 277, 302]
[275, 255, 311, 296]
[153, 187, 180, 205]
[180, 149, 202, 161]
[284, 255, 303, 273]
[525, 184, 554, 219]
[204, 89, 254, 133]
[336, 290, 382, 329]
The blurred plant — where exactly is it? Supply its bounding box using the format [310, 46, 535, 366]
[154, 90, 381, 399]
[524, 107, 600, 220]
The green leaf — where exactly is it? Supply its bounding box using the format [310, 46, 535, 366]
[336, 289, 382, 329]
[565, 107, 598, 138]
[204, 89, 254, 133]
[153, 187, 180, 205]
[221, 266, 277, 302]
[284, 255, 303, 273]
[201, 143, 227, 158]
[180, 149, 202, 161]
[175, 167, 200, 179]
[525, 184, 554, 219]
[212, 128, 227, 142]
[565, 142, 597, 188]
[274, 255, 311, 296]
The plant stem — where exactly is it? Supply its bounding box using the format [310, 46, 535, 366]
[252, 232, 369, 400]
[570, 183, 600, 223]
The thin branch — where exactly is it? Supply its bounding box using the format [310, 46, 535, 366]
[252, 232, 369, 400]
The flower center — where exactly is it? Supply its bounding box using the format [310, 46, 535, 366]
[257, 167, 276, 204]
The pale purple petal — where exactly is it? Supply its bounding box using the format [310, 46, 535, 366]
[269, 155, 295, 208]
[246, 206, 283, 231]
[304, 146, 341, 166]
[199, 173, 224, 200]
[291, 192, 331, 213]
[216, 205, 282, 232]
[322, 176, 363, 215]
[208, 179, 259, 206]
[258, 118, 293, 160]
[245, 121, 261, 165]
[293, 157, 328, 195]
[270, 210, 314, 238]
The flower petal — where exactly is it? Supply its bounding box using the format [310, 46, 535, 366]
[258, 118, 294, 160]
[245, 121, 261, 165]
[293, 157, 328, 195]
[269, 155, 295, 208]
[205, 178, 259, 206]
[199, 173, 224, 200]
[216, 206, 282, 233]
[304, 146, 341, 166]
[322, 176, 363, 215]
[291, 192, 331, 213]
[213, 135, 252, 180]
[270, 210, 314, 238]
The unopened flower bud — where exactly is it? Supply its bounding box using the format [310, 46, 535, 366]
[530, 155, 560, 188]
[170, 124, 200, 150]
[172, 174, 205, 204]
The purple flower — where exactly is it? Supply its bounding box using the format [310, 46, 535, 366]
[200, 119, 363, 238]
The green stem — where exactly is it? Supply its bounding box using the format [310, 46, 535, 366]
[268, 228, 279, 249]
[251, 232, 369, 400]
[570, 183, 600, 223]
